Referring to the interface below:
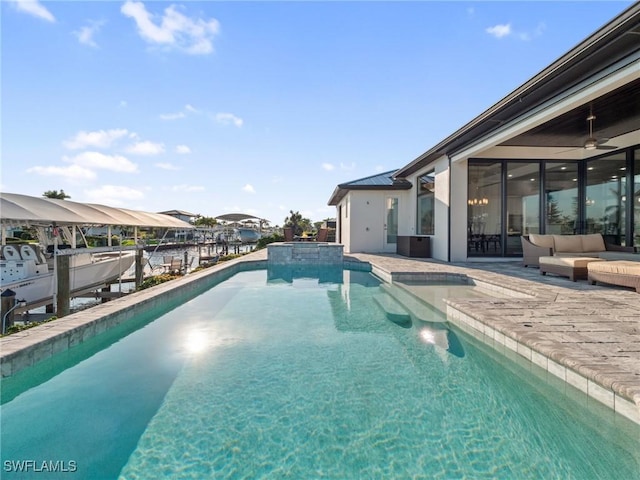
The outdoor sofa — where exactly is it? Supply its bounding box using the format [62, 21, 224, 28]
[521, 233, 637, 268]
[588, 260, 640, 293]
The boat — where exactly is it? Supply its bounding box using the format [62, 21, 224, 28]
[1, 243, 136, 311]
[1, 192, 195, 313]
[233, 227, 262, 243]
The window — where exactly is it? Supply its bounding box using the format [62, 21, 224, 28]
[468, 162, 502, 256]
[417, 171, 435, 235]
[585, 153, 627, 244]
[544, 162, 579, 235]
[506, 162, 540, 255]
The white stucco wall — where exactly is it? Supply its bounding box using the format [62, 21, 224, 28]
[450, 159, 469, 262]
[401, 155, 451, 261]
[339, 190, 413, 254]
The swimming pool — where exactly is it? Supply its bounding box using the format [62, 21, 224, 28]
[1, 266, 639, 479]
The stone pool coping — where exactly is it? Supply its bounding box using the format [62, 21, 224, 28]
[2, 249, 639, 425]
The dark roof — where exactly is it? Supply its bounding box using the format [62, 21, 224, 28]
[395, 2, 640, 177]
[328, 170, 412, 205]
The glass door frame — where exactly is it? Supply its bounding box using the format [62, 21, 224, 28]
[384, 195, 399, 252]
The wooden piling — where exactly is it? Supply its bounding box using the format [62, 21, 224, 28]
[56, 254, 71, 318]
[135, 248, 144, 288]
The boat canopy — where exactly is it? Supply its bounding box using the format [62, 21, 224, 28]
[215, 213, 265, 222]
[0, 192, 194, 229]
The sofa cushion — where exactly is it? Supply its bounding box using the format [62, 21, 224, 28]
[540, 256, 604, 268]
[553, 235, 583, 253]
[581, 234, 605, 252]
[588, 260, 640, 276]
[529, 233, 554, 249]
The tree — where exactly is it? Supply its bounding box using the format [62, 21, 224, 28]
[43, 189, 71, 200]
[284, 210, 312, 236]
[193, 215, 218, 227]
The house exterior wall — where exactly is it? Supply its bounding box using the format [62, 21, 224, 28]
[402, 155, 451, 262]
[337, 190, 413, 254]
[450, 159, 469, 262]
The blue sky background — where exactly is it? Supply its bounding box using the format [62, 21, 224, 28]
[1, 1, 632, 226]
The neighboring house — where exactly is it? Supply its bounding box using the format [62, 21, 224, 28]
[329, 3, 640, 261]
[158, 210, 197, 223]
[158, 210, 197, 240]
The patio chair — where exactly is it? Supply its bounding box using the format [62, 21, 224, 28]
[316, 228, 329, 242]
[169, 257, 183, 274]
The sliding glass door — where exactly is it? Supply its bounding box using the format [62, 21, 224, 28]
[506, 162, 540, 255]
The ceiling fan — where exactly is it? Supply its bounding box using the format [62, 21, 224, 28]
[582, 108, 617, 151]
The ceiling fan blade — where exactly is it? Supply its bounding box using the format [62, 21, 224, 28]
[595, 145, 618, 150]
[596, 138, 611, 145]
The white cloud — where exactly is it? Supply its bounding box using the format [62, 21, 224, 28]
[487, 22, 545, 41]
[126, 140, 165, 155]
[64, 129, 129, 150]
[159, 112, 186, 120]
[242, 184, 255, 194]
[321, 163, 335, 171]
[26, 164, 96, 181]
[121, 1, 220, 55]
[10, 0, 55, 22]
[74, 20, 105, 47]
[175, 145, 191, 154]
[63, 151, 138, 173]
[215, 112, 243, 127]
[170, 184, 205, 192]
[185, 104, 199, 114]
[155, 162, 180, 170]
[119, 100, 128, 108]
[486, 23, 511, 39]
[84, 185, 145, 206]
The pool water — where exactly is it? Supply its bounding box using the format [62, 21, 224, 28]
[1, 267, 639, 479]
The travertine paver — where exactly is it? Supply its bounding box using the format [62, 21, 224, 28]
[349, 253, 640, 422]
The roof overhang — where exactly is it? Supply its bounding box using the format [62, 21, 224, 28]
[328, 178, 412, 206]
[395, 2, 640, 177]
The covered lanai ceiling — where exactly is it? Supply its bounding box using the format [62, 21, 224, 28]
[497, 78, 640, 152]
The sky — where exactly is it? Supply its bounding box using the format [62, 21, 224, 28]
[1, 0, 633, 226]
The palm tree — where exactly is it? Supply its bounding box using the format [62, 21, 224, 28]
[284, 210, 312, 236]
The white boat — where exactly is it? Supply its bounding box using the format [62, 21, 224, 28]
[0, 243, 136, 310]
[1, 192, 195, 313]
